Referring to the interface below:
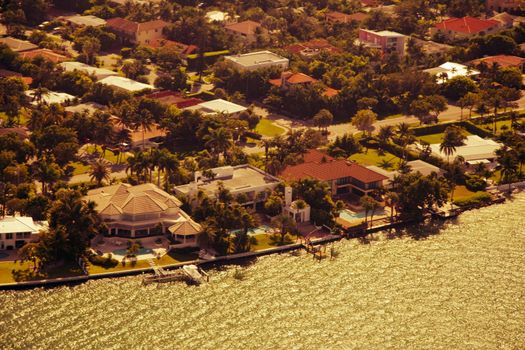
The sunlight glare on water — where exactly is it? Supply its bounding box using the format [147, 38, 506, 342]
[1, 194, 525, 349]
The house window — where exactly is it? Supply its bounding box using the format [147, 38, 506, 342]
[6, 233, 13, 240]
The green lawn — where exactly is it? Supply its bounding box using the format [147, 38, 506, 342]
[0, 260, 84, 284]
[418, 129, 472, 144]
[250, 233, 295, 251]
[349, 149, 401, 170]
[71, 145, 129, 175]
[452, 185, 477, 201]
[477, 117, 525, 135]
[255, 118, 286, 137]
[87, 249, 198, 274]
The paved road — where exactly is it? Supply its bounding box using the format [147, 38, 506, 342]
[245, 93, 525, 154]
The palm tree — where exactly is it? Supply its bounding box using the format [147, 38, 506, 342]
[204, 128, 233, 160]
[377, 125, 394, 147]
[32, 158, 62, 195]
[271, 214, 296, 244]
[440, 127, 466, 163]
[32, 86, 49, 105]
[135, 109, 155, 150]
[384, 192, 399, 223]
[89, 158, 111, 187]
[496, 147, 519, 193]
[360, 195, 380, 228]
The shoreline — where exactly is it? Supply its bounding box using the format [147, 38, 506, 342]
[0, 192, 515, 291]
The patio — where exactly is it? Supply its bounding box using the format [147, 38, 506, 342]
[91, 235, 171, 261]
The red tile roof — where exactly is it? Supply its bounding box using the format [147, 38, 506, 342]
[269, 72, 318, 87]
[0, 69, 33, 85]
[144, 38, 198, 54]
[225, 20, 261, 36]
[106, 17, 138, 34]
[106, 18, 169, 35]
[326, 11, 368, 23]
[323, 87, 339, 97]
[435, 16, 500, 34]
[20, 49, 69, 63]
[145, 90, 203, 108]
[470, 55, 525, 68]
[281, 149, 388, 184]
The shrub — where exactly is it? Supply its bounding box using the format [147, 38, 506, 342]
[88, 254, 119, 268]
[453, 192, 491, 207]
[465, 174, 487, 192]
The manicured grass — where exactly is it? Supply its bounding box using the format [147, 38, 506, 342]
[418, 130, 472, 144]
[0, 260, 84, 284]
[255, 118, 285, 137]
[452, 185, 478, 201]
[250, 233, 295, 251]
[87, 249, 198, 274]
[349, 149, 401, 170]
[71, 145, 129, 175]
[477, 117, 525, 135]
[71, 161, 91, 175]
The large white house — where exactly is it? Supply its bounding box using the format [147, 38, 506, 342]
[224, 51, 289, 71]
[84, 183, 201, 245]
[0, 217, 48, 250]
[174, 165, 282, 208]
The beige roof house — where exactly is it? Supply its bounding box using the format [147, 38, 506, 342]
[0, 216, 48, 250]
[85, 183, 201, 244]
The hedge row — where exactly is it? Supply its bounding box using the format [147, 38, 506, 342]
[410, 121, 494, 138]
[453, 191, 492, 208]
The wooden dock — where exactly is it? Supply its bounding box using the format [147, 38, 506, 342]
[142, 260, 208, 285]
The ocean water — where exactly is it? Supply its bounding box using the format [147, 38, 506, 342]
[1, 195, 525, 350]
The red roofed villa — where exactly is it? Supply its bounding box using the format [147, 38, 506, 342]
[284, 38, 342, 57]
[280, 149, 388, 196]
[432, 16, 501, 39]
[269, 71, 339, 97]
[19, 49, 69, 63]
[225, 20, 265, 43]
[470, 55, 525, 71]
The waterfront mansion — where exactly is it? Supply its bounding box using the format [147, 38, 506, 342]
[84, 183, 202, 243]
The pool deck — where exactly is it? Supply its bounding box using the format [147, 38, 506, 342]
[91, 236, 171, 261]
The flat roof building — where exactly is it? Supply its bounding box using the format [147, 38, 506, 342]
[25, 90, 76, 105]
[59, 61, 118, 80]
[63, 15, 107, 27]
[224, 51, 289, 71]
[98, 76, 155, 93]
[428, 135, 502, 162]
[187, 99, 247, 116]
[174, 165, 281, 208]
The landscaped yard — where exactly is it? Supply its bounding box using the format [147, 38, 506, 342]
[0, 260, 84, 284]
[418, 130, 472, 144]
[477, 117, 525, 135]
[87, 249, 199, 274]
[452, 185, 477, 201]
[255, 118, 286, 137]
[349, 149, 401, 170]
[71, 145, 129, 175]
[250, 233, 295, 251]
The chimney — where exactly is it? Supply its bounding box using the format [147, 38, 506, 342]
[285, 186, 292, 207]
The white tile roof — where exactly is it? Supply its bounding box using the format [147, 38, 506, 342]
[195, 99, 247, 115]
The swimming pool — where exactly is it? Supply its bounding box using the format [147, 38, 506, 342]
[339, 208, 387, 222]
[0, 252, 9, 259]
[230, 225, 273, 236]
[113, 248, 153, 256]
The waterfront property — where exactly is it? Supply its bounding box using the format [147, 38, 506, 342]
[367, 160, 445, 187]
[174, 164, 282, 208]
[280, 150, 388, 196]
[84, 183, 201, 245]
[427, 135, 503, 166]
[224, 50, 289, 71]
[0, 217, 48, 250]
